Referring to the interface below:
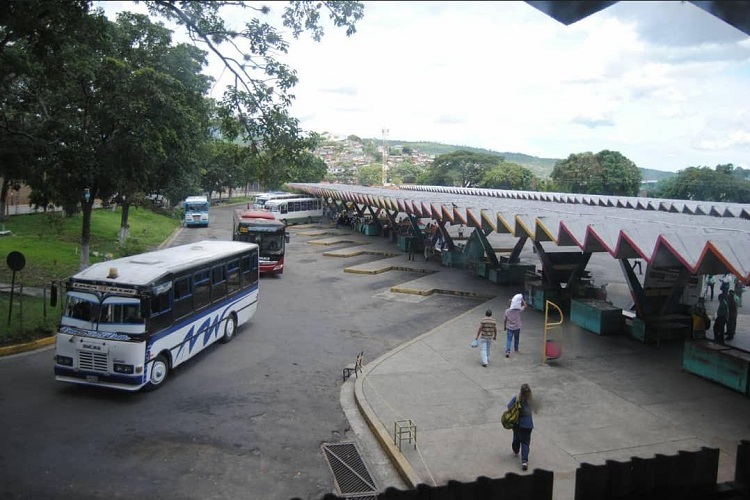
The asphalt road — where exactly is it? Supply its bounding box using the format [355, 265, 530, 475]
[0, 204, 483, 500]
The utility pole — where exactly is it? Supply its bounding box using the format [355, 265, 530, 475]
[382, 128, 389, 186]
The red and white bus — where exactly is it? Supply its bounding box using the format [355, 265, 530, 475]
[232, 209, 289, 275]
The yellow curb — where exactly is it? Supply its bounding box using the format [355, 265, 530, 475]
[343, 265, 435, 275]
[388, 286, 497, 300]
[354, 369, 421, 488]
[308, 240, 364, 246]
[0, 335, 55, 356]
[344, 268, 381, 275]
[324, 250, 399, 258]
[351, 296, 504, 489]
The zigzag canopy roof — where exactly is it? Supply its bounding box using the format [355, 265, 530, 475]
[286, 183, 750, 283]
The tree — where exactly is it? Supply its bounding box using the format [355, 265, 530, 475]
[357, 164, 382, 186]
[596, 150, 641, 195]
[390, 161, 423, 184]
[652, 164, 750, 202]
[100, 13, 213, 243]
[200, 139, 251, 199]
[3, 1, 364, 268]
[551, 150, 641, 195]
[424, 150, 501, 187]
[480, 161, 535, 190]
[0, 0, 92, 220]
[287, 150, 328, 183]
[146, 1, 364, 175]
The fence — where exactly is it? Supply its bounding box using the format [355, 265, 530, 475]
[306, 440, 750, 500]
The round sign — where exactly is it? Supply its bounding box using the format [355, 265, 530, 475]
[7, 251, 26, 272]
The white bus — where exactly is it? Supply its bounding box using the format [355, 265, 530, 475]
[251, 191, 300, 210]
[53, 240, 259, 392]
[264, 196, 324, 225]
[183, 195, 210, 227]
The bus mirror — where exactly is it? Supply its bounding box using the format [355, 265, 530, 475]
[285, 234, 290, 243]
[50, 284, 57, 307]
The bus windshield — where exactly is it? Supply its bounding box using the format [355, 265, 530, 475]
[62, 293, 144, 327]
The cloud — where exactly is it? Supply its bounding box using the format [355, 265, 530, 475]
[571, 115, 616, 128]
[96, 0, 750, 172]
[318, 86, 358, 97]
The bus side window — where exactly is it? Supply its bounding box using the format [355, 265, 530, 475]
[211, 265, 226, 302]
[227, 259, 240, 295]
[240, 254, 257, 288]
[194, 269, 210, 310]
[149, 291, 171, 332]
[173, 275, 193, 319]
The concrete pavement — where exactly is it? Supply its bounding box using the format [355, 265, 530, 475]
[4, 223, 749, 500]
[319, 230, 750, 500]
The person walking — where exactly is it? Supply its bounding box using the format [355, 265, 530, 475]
[726, 290, 739, 340]
[508, 383, 534, 471]
[474, 309, 497, 367]
[714, 292, 729, 343]
[504, 293, 527, 358]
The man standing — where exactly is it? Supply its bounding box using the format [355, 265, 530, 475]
[504, 293, 527, 358]
[474, 309, 497, 367]
[726, 290, 739, 340]
[714, 292, 729, 343]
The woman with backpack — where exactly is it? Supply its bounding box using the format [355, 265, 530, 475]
[507, 383, 534, 471]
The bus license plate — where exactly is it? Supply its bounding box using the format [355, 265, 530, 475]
[86, 375, 99, 383]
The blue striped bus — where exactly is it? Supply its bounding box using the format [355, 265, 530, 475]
[53, 240, 259, 391]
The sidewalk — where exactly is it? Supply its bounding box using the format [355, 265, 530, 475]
[346, 261, 750, 499]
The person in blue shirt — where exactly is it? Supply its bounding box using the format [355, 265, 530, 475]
[508, 383, 534, 471]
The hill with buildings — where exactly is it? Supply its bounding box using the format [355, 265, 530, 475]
[313, 133, 676, 182]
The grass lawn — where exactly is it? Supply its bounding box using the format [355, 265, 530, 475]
[0, 205, 180, 344]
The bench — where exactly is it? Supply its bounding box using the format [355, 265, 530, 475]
[342, 351, 364, 382]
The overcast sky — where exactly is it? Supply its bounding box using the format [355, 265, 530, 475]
[99, 1, 750, 173]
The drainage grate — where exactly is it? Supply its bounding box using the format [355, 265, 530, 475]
[321, 442, 379, 499]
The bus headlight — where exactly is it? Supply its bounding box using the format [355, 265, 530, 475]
[56, 355, 73, 366]
[113, 363, 134, 374]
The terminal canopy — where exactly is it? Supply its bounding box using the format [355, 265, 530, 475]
[287, 182, 750, 283]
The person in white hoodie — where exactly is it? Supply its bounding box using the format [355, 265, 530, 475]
[503, 293, 528, 358]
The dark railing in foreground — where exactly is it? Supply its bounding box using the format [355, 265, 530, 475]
[305, 440, 750, 500]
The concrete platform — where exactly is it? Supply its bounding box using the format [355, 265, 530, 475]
[286, 226, 750, 499]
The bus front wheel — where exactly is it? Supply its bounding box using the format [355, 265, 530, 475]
[221, 313, 238, 344]
[144, 355, 169, 391]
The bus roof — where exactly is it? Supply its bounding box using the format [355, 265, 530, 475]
[185, 196, 208, 203]
[264, 196, 318, 206]
[70, 240, 257, 287]
[236, 209, 276, 220]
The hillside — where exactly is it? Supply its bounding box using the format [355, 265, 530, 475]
[639, 168, 676, 181]
[372, 138, 678, 181]
[382, 140, 558, 178]
[321, 134, 676, 181]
